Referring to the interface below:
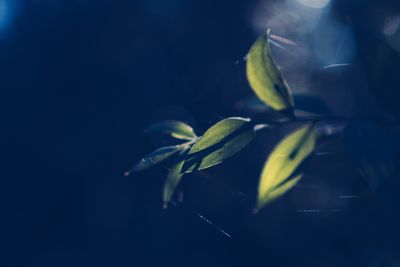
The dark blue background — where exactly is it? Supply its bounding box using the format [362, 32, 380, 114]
[3, 0, 400, 266]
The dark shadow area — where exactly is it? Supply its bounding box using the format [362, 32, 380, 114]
[3, 0, 400, 266]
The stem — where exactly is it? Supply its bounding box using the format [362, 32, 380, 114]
[256, 114, 399, 128]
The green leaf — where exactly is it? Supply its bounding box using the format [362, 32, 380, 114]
[256, 124, 317, 211]
[293, 94, 332, 115]
[246, 31, 294, 112]
[163, 149, 190, 208]
[146, 120, 197, 141]
[343, 122, 395, 190]
[125, 145, 184, 175]
[183, 117, 256, 173]
[260, 174, 303, 209]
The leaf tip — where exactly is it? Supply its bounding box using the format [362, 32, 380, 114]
[163, 203, 168, 210]
[254, 124, 270, 131]
[124, 166, 138, 176]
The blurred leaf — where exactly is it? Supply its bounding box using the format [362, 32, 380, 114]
[256, 124, 317, 211]
[126, 145, 184, 174]
[183, 117, 255, 173]
[343, 122, 395, 190]
[246, 31, 294, 112]
[163, 149, 190, 208]
[261, 174, 303, 208]
[146, 120, 197, 141]
[293, 94, 332, 115]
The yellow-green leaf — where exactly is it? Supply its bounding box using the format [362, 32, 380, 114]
[256, 124, 317, 211]
[183, 117, 255, 173]
[146, 120, 197, 141]
[259, 174, 303, 210]
[126, 145, 183, 175]
[163, 149, 189, 207]
[246, 32, 294, 111]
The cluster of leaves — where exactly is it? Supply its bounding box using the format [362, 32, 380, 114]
[128, 30, 397, 212]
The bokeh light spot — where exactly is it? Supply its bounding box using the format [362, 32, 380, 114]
[383, 16, 400, 36]
[0, 0, 10, 32]
[295, 0, 331, 9]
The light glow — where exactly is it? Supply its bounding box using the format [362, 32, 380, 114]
[295, 0, 331, 9]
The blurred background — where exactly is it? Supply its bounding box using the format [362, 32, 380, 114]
[3, 0, 400, 266]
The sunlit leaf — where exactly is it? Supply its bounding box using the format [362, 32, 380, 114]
[261, 174, 303, 208]
[246, 31, 294, 112]
[125, 145, 184, 175]
[293, 94, 332, 115]
[146, 120, 197, 141]
[343, 122, 395, 190]
[183, 117, 255, 173]
[256, 124, 317, 211]
[163, 149, 190, 208]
